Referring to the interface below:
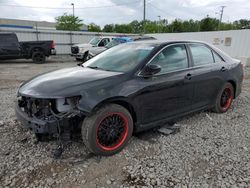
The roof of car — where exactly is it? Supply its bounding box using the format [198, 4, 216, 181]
[94, 36, 114, 39]
[113, 37, 133, 42]
[128, 39, 209, 46]
[132, 36, 157, 41]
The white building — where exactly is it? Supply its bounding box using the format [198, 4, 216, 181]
[0, 18, 88, 31]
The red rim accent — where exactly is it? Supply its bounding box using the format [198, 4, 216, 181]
[96, 112, 129, 151]
[221, 87, 233, 112]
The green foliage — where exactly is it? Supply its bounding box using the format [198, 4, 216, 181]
[55, 13, 250, 33]
[88, 23, 101, 32]
[170, 19, 184, 32]
[182, 19, 200, 32]
[129, 20, 142, 33]
[200, 17, 219, 31]
[102, 24, 115, 32]
[100, 16, 250, 34]
[220, 22, 237, 30]
[114, 24, 132, 33]
[233, 19, 250, 29]
[56, 13, 83, 31]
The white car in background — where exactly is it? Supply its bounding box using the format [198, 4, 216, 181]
[71, 36, 114, 61]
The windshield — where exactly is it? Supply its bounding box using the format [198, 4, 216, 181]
[89, 37, 101, 46]
[105, 40, 121, 49]
[83, 43, 155, 73]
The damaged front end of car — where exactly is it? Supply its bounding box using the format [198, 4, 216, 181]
[15, 95, 84, 140]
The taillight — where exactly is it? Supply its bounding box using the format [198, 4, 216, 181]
[51, 41, 55, 49]
[240, 62, 243, 69]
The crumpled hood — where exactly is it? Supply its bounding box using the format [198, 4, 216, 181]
[18, 66, 123, 98]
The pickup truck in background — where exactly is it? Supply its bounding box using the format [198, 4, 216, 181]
[0, 33, 56, 63]
[88, 37, 133, 59]
[72, 36, 156, 62]
[88, 36, 156, 59]
[71, 36, 114, 61]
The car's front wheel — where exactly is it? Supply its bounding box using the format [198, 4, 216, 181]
[213, 82, 234, 113]
[81, 104, 133, 156]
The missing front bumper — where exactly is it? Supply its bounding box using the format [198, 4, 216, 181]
[15, 104, 61, 134]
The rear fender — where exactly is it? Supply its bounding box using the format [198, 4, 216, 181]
[29, 47, 44, 57]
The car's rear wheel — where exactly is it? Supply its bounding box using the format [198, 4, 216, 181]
[212, 82, 234, 113]
[32, 51, 45, 64]
[81, 104, 133, 155]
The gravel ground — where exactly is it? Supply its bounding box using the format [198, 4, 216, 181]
[0, 56, 249, 188]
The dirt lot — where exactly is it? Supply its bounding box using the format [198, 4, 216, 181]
[0, 56, 250, 188]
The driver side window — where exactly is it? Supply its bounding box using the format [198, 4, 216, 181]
[150, 44, 189, 74]
[98, 38, 110, 47]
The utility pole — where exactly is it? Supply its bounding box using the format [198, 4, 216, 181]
[218, 6, 226, 30]
[71, 3, 75, 17]
[158, 16, 161, 33]
[143, 0, 146, 34]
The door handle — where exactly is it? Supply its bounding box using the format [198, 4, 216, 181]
[221, 66, 227, 72]
[185, 73, 192, 80]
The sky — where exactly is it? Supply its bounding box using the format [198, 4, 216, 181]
[0, 0, 249, 27]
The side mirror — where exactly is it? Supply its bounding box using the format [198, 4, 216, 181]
[141, 64, 161, 77]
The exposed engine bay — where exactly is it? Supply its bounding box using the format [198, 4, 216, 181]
[16, 96, 84, 158]
[16, 96, 83, 136]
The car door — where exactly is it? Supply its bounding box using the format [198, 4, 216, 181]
[0, 34, 20, 58]
[135, 44, 195, 125]
[187, 43, 227, 109]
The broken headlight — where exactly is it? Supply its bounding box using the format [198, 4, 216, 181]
[55, 96, 81, 112]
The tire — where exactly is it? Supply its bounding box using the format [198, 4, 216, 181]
[32, 51, 45, 64]
[82, 51, 89, 63]
[212, 82, 234, 113]
[81, 104, 133, 156]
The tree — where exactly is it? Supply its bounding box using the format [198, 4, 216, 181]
[233, 19, 250, 29]
[200, 17, 219, 31]
[103, 24, 115, 32]
[182, 19, 200, 32]
[88, 23, 101, 32]
[145, 20, 159, 33]
[55, 13, 83, 31]
[100, 18, 250, 34]
[114, 24, 132, 33]
[129, 20, 143, 34]
[169, 19, 184, 33]
[220, 22, 236, 30]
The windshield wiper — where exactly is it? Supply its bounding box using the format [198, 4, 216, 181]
[87, 66, 100, 69]
[87, 66, 112, 72]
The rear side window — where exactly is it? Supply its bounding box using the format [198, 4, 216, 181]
[0, 34, 17, 46]
[150, 44, 188, 74]
[189, 44, 214, 66]
[213, 51, 223, 63]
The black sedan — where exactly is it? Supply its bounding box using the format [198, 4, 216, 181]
[15, 41, 244, 156]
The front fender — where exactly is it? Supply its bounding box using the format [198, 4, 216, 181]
[76, 79, 138, 115]
[76, 75, 142, 118]
[77, 94, 129, 115]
